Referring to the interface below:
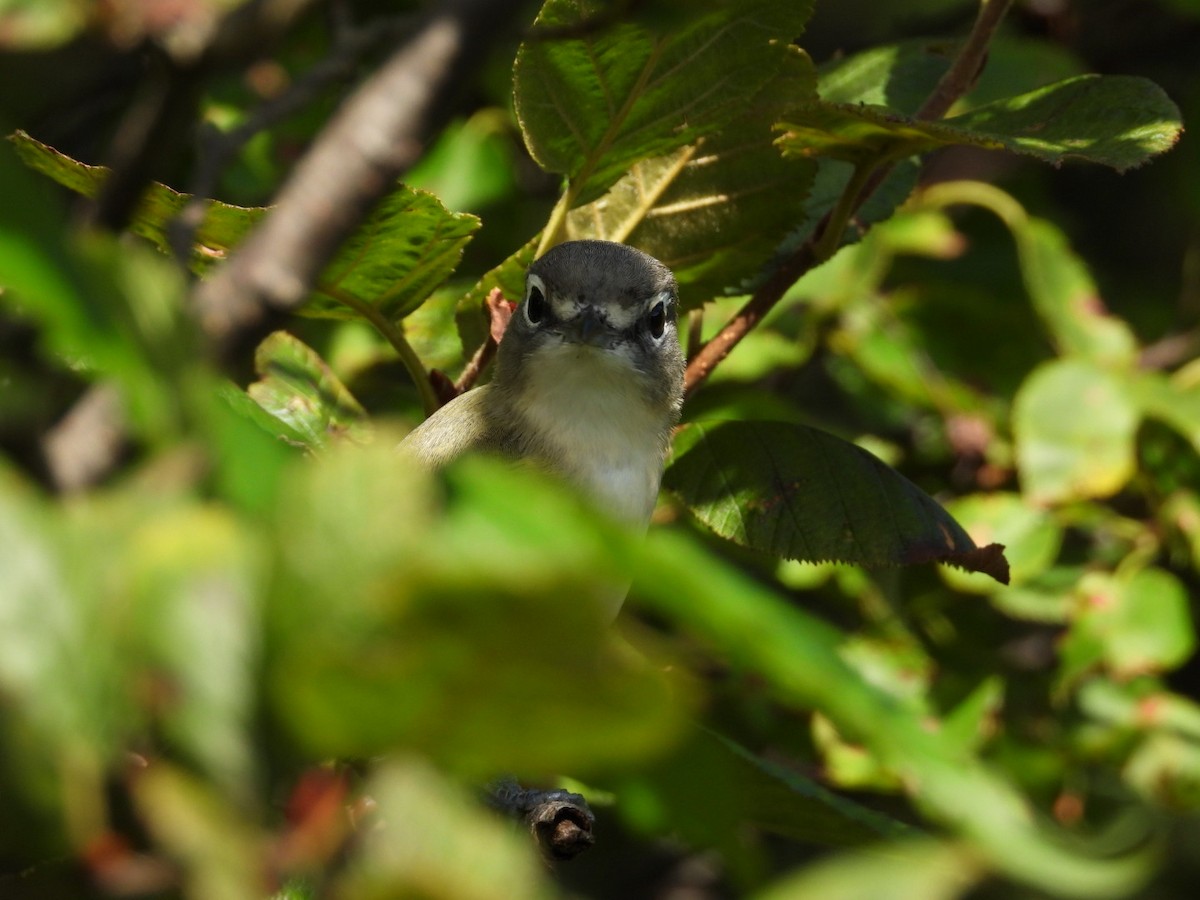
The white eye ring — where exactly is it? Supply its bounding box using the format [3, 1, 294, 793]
[523, 274, 549, 327]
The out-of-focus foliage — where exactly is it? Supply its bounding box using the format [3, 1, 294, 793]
[1, 0, 1198, 898]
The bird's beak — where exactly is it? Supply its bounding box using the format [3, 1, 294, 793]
[569, 306, 611, 347]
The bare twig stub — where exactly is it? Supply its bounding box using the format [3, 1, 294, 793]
[191, 0, 528, 351]
[487, 779, 596, 861]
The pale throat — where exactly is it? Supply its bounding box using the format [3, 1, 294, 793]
[514, 341, 669, 525]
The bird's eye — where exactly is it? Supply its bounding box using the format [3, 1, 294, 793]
[646, 299, 667, 340]
[524, 282, 548, 326]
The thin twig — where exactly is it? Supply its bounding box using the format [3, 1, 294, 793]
[1139, 330, 1200, 371]
[682, 0, 1014, 397]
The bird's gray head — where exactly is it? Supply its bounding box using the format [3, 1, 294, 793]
[495, 240, 685, 417]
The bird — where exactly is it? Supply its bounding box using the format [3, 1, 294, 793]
[401, 240, 685, 612]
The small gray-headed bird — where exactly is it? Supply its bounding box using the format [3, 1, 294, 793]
[401, 240, 685, 614]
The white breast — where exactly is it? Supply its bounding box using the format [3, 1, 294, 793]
[516, 344, 667, 526]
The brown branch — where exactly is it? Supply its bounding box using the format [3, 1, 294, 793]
[191, 0, 528, 355]
[1139, 329, 1200, 371]
[915, 0, 1014, 122]
[682, 0, 1014, 397]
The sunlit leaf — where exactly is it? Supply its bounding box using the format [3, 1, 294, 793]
[514, 0, 817, 203]
[778, 75, 1182, 173]
[9, 132, 479, 323]
[246, 331, 369, 451]
[664, 420, 1009, 582]
[566, 47, 819, 306]
[307, 187, 479, 323]
[9, 130, 263, 273]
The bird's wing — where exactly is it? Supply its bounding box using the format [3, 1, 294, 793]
[398, 385, 504, 469]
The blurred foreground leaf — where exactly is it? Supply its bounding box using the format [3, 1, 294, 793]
[268, 445, 692, 778]
[335, 759, 551, 900]
[756, 838, 983, 900]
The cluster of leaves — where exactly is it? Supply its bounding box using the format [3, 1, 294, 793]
[1, 0, 1197, 898]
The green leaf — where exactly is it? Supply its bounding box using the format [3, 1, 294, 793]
[307, 186, 480, 323]
[664, 420, 1009, 583]
[132, 764, 264, 900]
[565, 47, 818, 307]
[756, 838, 983, 900]
[126, 504, 264, 798]
[268, 446, 690, 777]
[622, 725, 911, 872]
[1013, 359, 1140, 505]
[513, 0, 817, 203]
[1013, 216, 1138, 366]
[9, 130, 263, 274]
[635, 529, 1153, 898]
[246, 331, 369, 451]
[774, 39, 942, 257]
[10, 131, 480, 323]
[1132, 371, 1200, 456]
[777, 75, 1182, 173]
[0, 474, 125, 761]
[404, 109, 520, 213]
[711, 730, 912, 843]
[1063, 568, 1196, 679]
